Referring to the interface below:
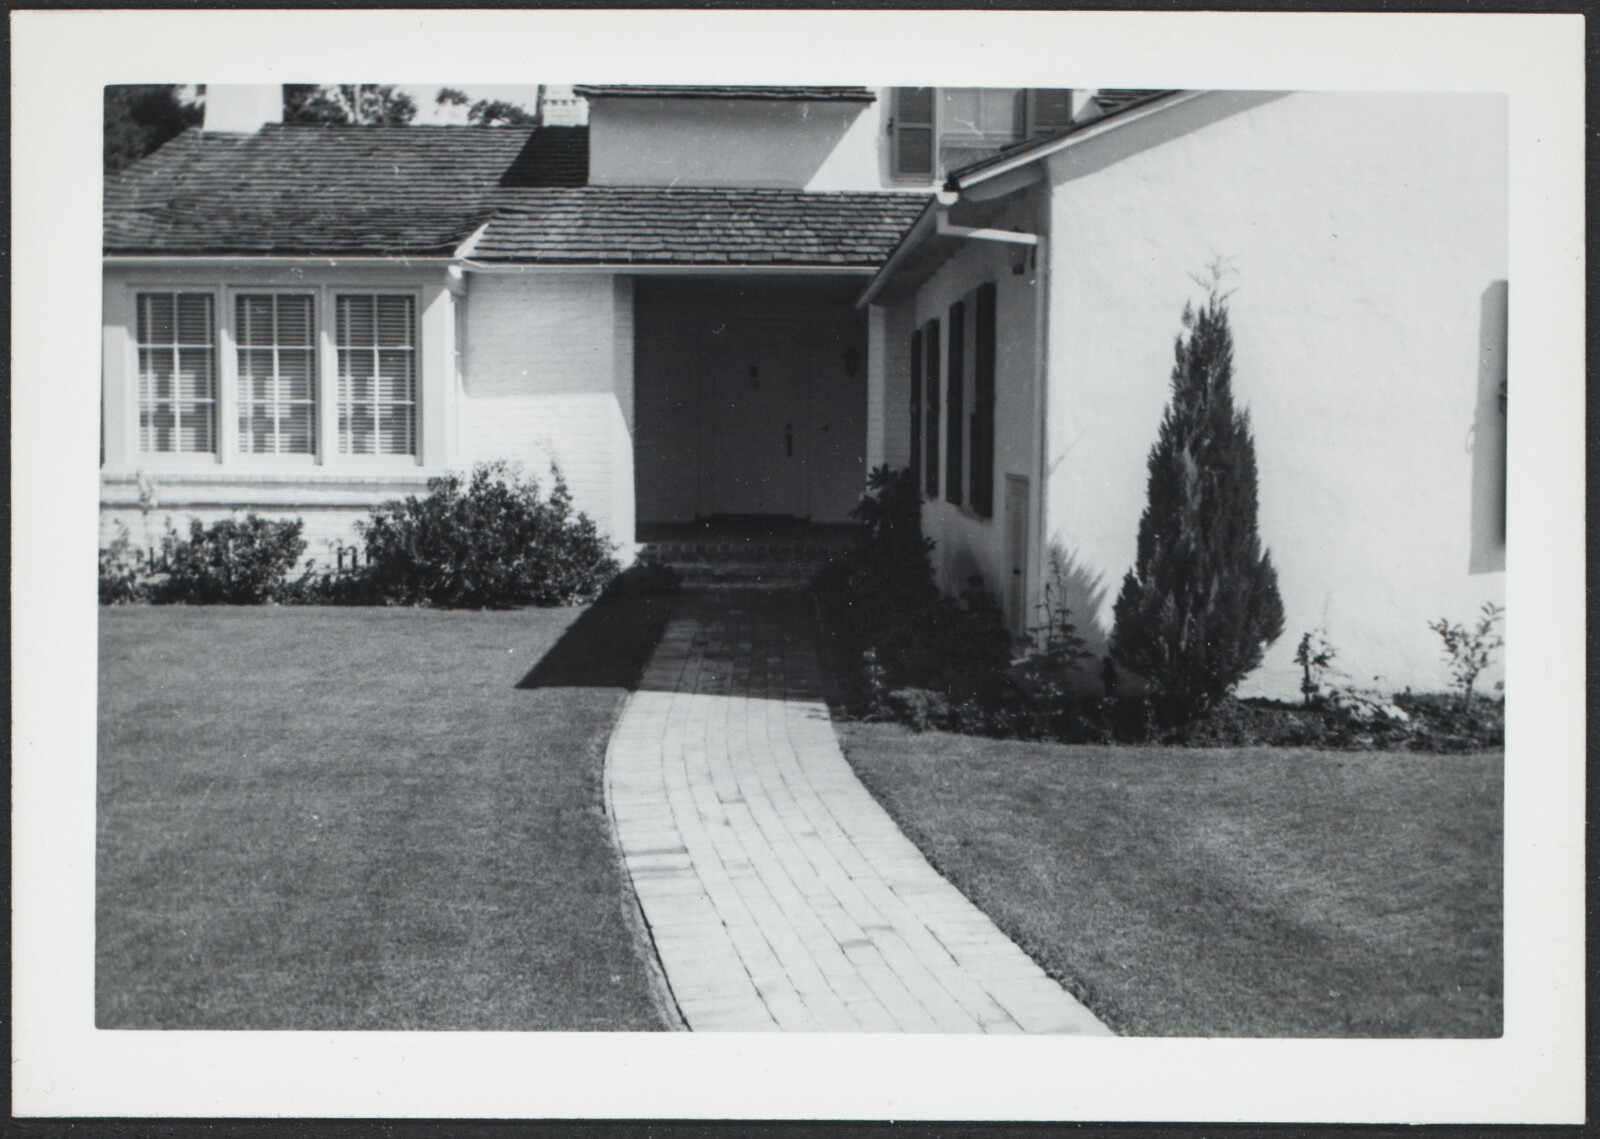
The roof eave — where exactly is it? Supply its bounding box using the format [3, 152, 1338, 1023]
[944, 89, 1199, 192]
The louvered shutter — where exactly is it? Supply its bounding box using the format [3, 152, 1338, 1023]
[908, 328, 923, 485]
[945, 301, 965, 507]
[970, 282, 997, 518]
[1025, 89, 1075, 137]
[923, 319, 940, 498]
[892, 88, 936, 179]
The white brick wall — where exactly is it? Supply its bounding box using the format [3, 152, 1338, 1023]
[463, 273, 620, 398]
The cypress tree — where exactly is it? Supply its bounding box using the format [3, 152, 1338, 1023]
[1110, 280, 1285, 721]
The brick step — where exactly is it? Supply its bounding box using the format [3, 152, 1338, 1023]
[640, 541, 845, 565]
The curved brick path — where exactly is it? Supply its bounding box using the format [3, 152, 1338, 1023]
[605, 591, 1112, 1034]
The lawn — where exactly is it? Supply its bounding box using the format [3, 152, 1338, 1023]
[836, 724, 1502, 1037]
[97, 597, 676, 1030]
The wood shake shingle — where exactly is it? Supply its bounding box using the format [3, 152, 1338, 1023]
[106, 122, 926, 266]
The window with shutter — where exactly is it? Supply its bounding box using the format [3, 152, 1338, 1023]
[909, 328, 923, 486]
[136, 293, 216, 454]
[891, 88, 936, 179]
[923, 319, 940, 498]
[970, 282, 997, 518]
[1025, 89, 1075, 137]
[236, 294, 317, 454]
[945, 301, 965, 507]
[337, 294, 417, 456]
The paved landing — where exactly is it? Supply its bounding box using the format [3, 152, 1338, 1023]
[605, 590, 1112, 1034]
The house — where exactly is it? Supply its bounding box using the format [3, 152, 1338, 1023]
[859, 90, 1507, 697]
[102, 84, 1506, 696]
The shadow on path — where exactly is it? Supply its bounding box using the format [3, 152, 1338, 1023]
[517, 593, 678, 691]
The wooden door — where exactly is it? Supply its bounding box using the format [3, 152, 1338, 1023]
[1004, 475, 1030, 637]
[705, 322, 809, 517]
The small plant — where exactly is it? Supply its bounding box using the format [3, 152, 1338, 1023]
[1293, 627, 1338, 706]
[1032, 547, 1094, 671]
[1427, 603, 1504, 709]
[98, 522, 155, 604]
[155, 515, 308, 604]
[357, 461, 619, 608]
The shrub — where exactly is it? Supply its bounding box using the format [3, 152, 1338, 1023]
[355, 461, 619, 608]
[1110, 272, 1285, 723]
[99, 522, 156, 604]
[1427, 603, 1504, 710]
[154, 515, 307, 604]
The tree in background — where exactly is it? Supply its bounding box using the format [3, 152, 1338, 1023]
[283, 85, 417, 126]
[104, 85, 204, 175]
[437, 87, 538, 126]
[1110, 269, 1285, 722]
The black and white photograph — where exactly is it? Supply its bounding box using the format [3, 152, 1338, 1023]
[11, 7, 1585, 1124]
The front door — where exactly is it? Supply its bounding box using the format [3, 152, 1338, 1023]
[704, 322, 809, 517]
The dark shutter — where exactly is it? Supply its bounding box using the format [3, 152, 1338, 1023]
[971, 282, 997, 518]
[924, 319, 940, 498]
[892, 88, 936, 179]
[908, 328, 923, 486]
[945, 301, 965, 506]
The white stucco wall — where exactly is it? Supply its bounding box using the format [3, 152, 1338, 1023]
[459, 270, 635, 548]
[894, 191, 1049, 630]
[1043, 91, 1508, 698]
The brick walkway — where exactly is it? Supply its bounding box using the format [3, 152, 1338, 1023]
[605, 590, 1112, 1034]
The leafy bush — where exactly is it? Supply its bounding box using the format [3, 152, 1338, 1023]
[1110, 274, 1285, 723]
[354, 462, 619, 608]
[152, 515, 307, 605]
[99, 522, 156, 604]
[1293, 627, 1339, 706]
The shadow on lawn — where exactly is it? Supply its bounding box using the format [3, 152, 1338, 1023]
[517, 593, 677, 691]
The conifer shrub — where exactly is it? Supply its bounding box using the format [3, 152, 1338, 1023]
[354, 461, 619, 608]
[1110, 276, 1285, 722]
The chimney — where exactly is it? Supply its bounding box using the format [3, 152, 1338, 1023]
[537, 84, 588, 127]
[203, 84, 284, 133]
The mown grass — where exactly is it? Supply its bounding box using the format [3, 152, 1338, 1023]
[97, 598, 675, 1030]
[837, 724, 1502, 1037]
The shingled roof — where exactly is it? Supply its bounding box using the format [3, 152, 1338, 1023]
[105, 123, 588, 257]
[573, 85, 875, 102]
[466, 188, 928, 266]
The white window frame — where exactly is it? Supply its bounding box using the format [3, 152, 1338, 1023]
[227, 288, 321, 464]
[114, 282, 428, 471]
[123, 285, 224, 467]
[333, 291, 422, 461]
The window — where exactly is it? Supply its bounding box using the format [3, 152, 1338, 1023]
[970, 282, 997, 518]
[891, 88, 1075, 180]
[337, 294, 417, 456]
[945, 300, 965, 507]
[923, 318, 941, 498]
[236, 294, 316, 454]
[136, 292, 215, 453]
